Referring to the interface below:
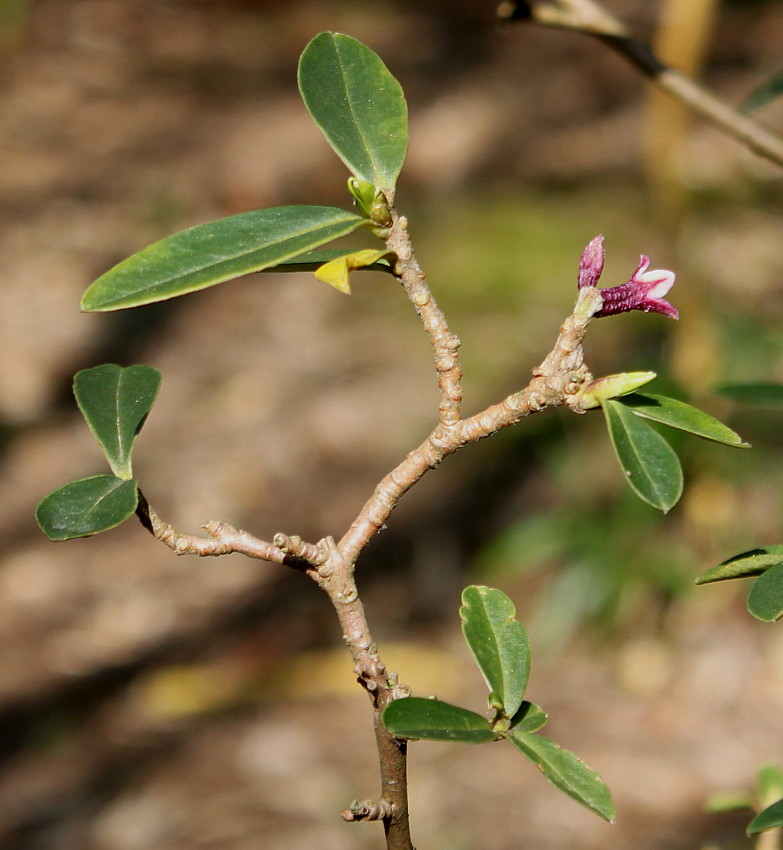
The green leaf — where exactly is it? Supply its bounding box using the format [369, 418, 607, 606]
[460, 586, 530, 719]
[509, 701, 548, 733]
[619, 393, 748, 447]
[261, 247, 394, 275]
[602, 399, 683, 512]
[695, 546, 783, 585]
[741, 71, 783, 113]
[748, 798, 783, 835]
[36, 475, 139, 541]
[382, 697, 498, 744]
[507, 730, 615, 822]
[73, 364, 161, 479]
[747, 564, 783, 622]
[717, 382, 783, 406]
[81, 206, 365, 311]
[298, 33, 408, 190]
[313, 249, 396, 294]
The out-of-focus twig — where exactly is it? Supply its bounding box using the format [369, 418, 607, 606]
[499, 0, 783, 170]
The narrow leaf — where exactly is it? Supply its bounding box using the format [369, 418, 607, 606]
[36, 475, 139, 541]
[314, 249, 395, 294]
[695, 546, 783, 585]
[382, 697, 498, 744]
[507, 730, 615, 822]
[741, 71, 783, 113]
[747, 564, 783, 622]
[509, 701, 548, 733]
[602, 399, 683, 512]
[717, 382, 783, 406]
[73, 364, 161, 479]
[619, 393, 748, 447]
[81, 206, 365, 311]
[460, 586, 530, 719]
[748, 798, 783, 835]
[298, 33, 408, 190]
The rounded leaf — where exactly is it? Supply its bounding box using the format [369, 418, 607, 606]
[602, 399, 683, 512]
[382, 697, 498, 744]
[460, 586, 530, 718]
[81, 206, 365, 311]
[507, 730, 615, 822]
[298, 33, 408, 190]
[747, 563, 783, 622]
[74, 364, 161, 479]
[36, 475, 139, 541]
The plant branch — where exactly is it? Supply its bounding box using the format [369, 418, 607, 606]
[135, 491, 290, 565]
[385, 211, 464, 427]
[339, 285, 600, 565]
[312, 537, 414, 850]
[499, 0, 783, 170]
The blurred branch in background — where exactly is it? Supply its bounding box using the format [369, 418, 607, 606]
[499, 0, 783, 170]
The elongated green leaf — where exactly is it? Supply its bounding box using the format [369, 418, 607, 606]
[602, 399, 683, 512]
[748, 798, 783, 835]
[74, 364, 161, 479]
[81, 206, 365, 311]
[36, 475, 139, 541]
[509, 701, 548, 733]
[460, 586, 530, 718]
[696, 546, 783, 585]
[717, 382, 783, 406]
[742, 71, 783, 113]
[381, 697, 498, 744]
[747, 564, 783, 622]
[261, 248, 394, 274]
[507, 730, 615, 822]
[619, 393, 748, 447]
[298, 33, 408, 190]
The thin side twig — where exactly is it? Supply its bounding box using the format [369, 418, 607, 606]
[385, 211, 464, 427]
[501, 0, 783, 170]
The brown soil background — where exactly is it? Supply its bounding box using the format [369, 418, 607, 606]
[3, 1, 783, 848]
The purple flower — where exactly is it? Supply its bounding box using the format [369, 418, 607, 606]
[577, 235, 678, 320]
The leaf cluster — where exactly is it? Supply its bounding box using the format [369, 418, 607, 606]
[382, 586, 616, 822]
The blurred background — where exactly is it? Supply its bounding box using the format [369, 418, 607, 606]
[3, 0, 783, 847]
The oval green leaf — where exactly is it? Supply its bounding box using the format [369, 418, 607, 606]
[74, 364, 161, 479]
[381, 697, 498, 744]
[298, 33, 408, 190]
[695, 545, 783, 585]
[619, 393, 748, 447]
[36, 475, 139, 541]
[602, 399, 683, 512]
[460, 586, 530, 718]
[717, 382, 783, 406]
[747, 564, 783, 622]
[748, 798, 783, 835]
[509, 701, 548, 733]
[507, 730, 615, 822]
[81, 206, 365, 311]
